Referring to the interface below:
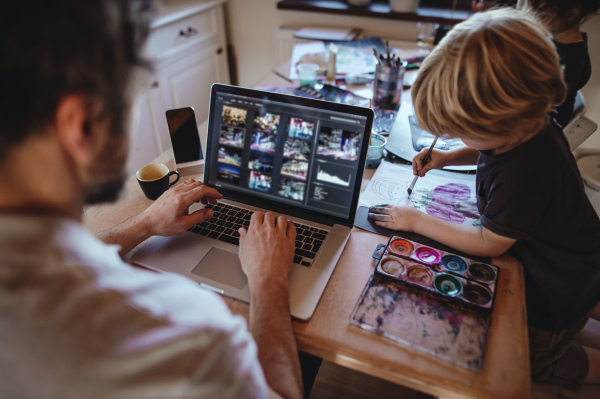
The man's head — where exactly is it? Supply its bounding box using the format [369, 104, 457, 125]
[0, 0, 153, 205]
[411, 8, 565, 144]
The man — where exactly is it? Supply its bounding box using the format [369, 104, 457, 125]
[0, 1, 303, 398]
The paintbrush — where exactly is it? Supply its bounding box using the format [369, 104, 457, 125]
[407, 137, 438, 196]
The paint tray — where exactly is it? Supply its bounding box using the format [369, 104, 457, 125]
[372, 235, 499, 313]
[350, 273, 491, 371]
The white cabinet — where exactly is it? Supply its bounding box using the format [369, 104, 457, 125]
[126, 0, 230, 176]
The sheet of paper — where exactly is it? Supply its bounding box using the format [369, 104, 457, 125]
[359, 161, 481, 226]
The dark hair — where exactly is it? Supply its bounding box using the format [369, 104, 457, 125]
[526, 0, 600, 30]
[0, 0, 153, 159]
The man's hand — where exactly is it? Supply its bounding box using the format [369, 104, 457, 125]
[368, 204, 422, 232]
[95, 178, 222, 256]
[237, 212, 303, 399]
[238, 212, 296, 285]
[139, 178, 222, 237]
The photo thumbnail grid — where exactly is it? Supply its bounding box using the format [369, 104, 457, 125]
[215, 106, 359, 205]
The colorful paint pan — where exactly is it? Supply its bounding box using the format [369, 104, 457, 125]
[434, 274, 462, 296]
[463, 284, 492, 305]
[388, 238, 414, 256]
[407, 265, 433, 287]
[442, 255, 467, 272]
[375, 235, 499, 312]
[414, 247, 440, 264]
[468, 263, 496, 282]
[380, 256, 406, 278]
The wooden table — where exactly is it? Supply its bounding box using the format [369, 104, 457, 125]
[83, 64, 531, 399]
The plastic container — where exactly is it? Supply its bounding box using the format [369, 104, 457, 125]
[577, 154, 600, 216]
[366, 132, 387, 168]
[296, 63, 319, 87]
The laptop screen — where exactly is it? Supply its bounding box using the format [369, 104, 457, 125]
[204, 84, 374, 227]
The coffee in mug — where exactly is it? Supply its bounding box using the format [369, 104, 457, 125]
[136, 163, 180, 200]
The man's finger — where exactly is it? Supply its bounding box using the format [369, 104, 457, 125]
[251, 211, 264, 225]
[187, 207, 213, 224]
[264, 212, 276, 226]
[185, 185, 223, 202]
[276, 215, 288, 233]
[286, 220, 296, 240]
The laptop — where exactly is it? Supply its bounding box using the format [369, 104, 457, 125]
[132, 84, 374, 320]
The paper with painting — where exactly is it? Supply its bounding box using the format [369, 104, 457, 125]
[359, 160, 481, 227]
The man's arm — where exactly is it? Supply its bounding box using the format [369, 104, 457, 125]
[96, 180, 222, 256]
[238, 212, 303, 399]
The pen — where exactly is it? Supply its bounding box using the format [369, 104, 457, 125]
[272, 69, 293, 84]
[407, 137, 438, 196]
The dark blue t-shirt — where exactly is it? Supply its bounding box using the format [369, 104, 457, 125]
[476, 120, 600, 329]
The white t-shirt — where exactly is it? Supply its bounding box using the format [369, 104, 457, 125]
[0, 215, 268, 399]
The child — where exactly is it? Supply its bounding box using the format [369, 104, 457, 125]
[369, 9, 600, 388]
[521, 0, 600, 126]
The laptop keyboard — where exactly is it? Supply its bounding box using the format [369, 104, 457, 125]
[188, 203, 329, 267]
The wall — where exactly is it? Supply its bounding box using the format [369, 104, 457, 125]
[223, 0, 600, 152]
[223, 0, 418, 85]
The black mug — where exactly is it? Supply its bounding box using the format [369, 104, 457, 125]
[136, 163, 180, 200]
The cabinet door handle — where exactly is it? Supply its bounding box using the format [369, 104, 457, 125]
[216, 48, 223, 55]
[179, 27, 198, 38]
[150, 81, 159, 88]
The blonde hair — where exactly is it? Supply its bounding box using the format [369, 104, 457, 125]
[411, 8, 566, 141]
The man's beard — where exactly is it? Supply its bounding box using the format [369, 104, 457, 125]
[84, 172, 126, 205]
[83, 130, 128, 206]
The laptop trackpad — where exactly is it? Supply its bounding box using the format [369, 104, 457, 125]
[191, 247, 247, 289]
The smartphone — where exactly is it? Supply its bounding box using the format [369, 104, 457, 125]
[165, 107, 203, 166]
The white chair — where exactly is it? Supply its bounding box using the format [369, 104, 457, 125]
[564, 91, 598, 151]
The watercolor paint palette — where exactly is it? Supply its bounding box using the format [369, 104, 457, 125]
[373, 236, 499, 312]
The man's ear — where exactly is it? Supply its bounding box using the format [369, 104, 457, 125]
[53, 95, 102, 166]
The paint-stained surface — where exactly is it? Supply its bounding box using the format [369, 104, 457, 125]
[351, 275, 491, 371]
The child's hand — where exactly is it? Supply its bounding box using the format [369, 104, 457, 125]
[368, 204, 421, 231]
[412, 148, 449, 177]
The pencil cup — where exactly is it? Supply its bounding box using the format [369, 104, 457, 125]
[372, 62, 406, 111]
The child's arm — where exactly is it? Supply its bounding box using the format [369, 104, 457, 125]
[413, 146, 480, 177]
[369, 206, 516, 257]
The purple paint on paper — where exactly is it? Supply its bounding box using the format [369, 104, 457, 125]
[431, 183, 470, 205]
[424, 183, 479, 223]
